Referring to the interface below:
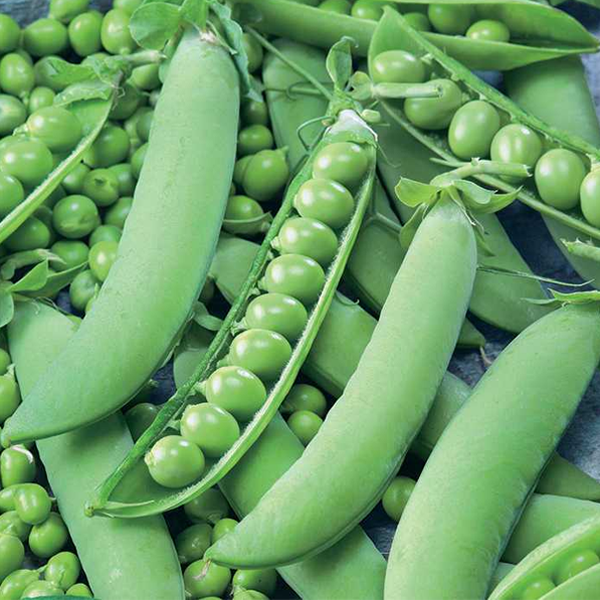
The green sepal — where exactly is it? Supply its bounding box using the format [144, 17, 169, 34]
[326, 36, 355, 93]
[0, 250, 64, 281]
[23, 263, 87, 300]
[192, 302, 224, 332]
[395, 178, 439, 208]
[399, 203, 427, 250]
[130, 2, 184, 49]
[562, 238, 600, 263]
[528, 289, 600, 307]
[9, 262, 51, 294]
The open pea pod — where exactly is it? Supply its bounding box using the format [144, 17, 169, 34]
[230, 0, 596, 70]
[369, 9, 600, 242]
[490, 515, 600, 600]
[87, 109, 377, 518]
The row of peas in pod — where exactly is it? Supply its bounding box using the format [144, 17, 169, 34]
[371, 47, 600, 226]
[144, 139, 371, 489]
[318, 0, 511, 42]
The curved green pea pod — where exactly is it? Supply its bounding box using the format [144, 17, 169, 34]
[490, 515, 600, 600]
[211, 235, 600, 503]
[385, 303, 600, 600]
[262, 39, 485, 347]
[2, 29, 239, 445]
[229, 0, 596, 69]
[207, 197, 477, 568]
[504, 57, 600, 290]
[7, 300, 184, 600]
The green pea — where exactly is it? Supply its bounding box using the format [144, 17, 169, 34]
[175, 523, 212, 564]
[50, 0, 90, 23]
[184, 488, 229, 525]
[490, 124, 543, 179]
[110, 83, 143, 121]
[68, 11, 103, 57]
[287, 410, 323, 446]
[534, 149, 586, 211]
[0, 172, 24, 217]
[114, 0, 144, 14]
[0, 54, 35, 98]
[104, 196, 133, 229]
[276, 217, 338, 267]
[233, 568, 277, 596]
[244, 293, 308, 343]
[224, 195, 265, 235]
[23, 19, 69, 58]
[521, 578, 556, 600]
[241, 99, 269, 127]
[242, 34, 263, 74]
[263, 254, 325, 306]
[0, 95, 26, 136]
[181, 403, 240, 459]
[313, 142, 369, 190]
[556, 549, 600, 584]
[61, 163, 90, 195]
[130, 63, 161, 91]
[0, 135, 19, 155]
[233, 591, 269, 600]
[404, 12, 432, 31]
[448, 100, 501, 160]
[130, 142, 147, 179]
[184, 559, 231, 599]
[69, 269, 99, 312]
[0, 569, 39, 600]
[0, 486, 17, 512]
[351, 0, 386, 21]
[281, 384, 327, 417]
[0, 349, 11, 376]
[294, 178, 354, 230]
[212, 518, 238, 544]
[49, 241, 87, 272]
[238, 125, 274, 156]
[427, 3, 474, 34]
[371, 50, 427, 84]
[382, 476, 416, 522]
[0, 375, 20, 424]
[0, 15, 20, 54]
[27, 87, 56, 114]
[21, 580, 64, 598]
[319, 0, 352, 15]
[88, 240, 119, 282]
[581, 169, 600, 227]
[82, 168, 119, 207]
[242, 150, 289, 202]
[108, 163, 136, 196]
[33, 56, 66, 92]
[89, 224, 122, 246]
[124, 402, 158, 441]
[405, 78, 463, 130]
[44, 551, 81, 591]
[234, 155, 253, 187]
[14, 484, 52, 526]
[0, 512, 31, 542]
[84, 292, 98, 314]
[148, 88, 160, 108]
[5, 217, 51, 252]
[0, 139, 53, 188]
[466, 19, 510, 43]
[84, 124, 130, 168]
[28, 512, 69, 558]
[101, 9, 136, 55]
[0, 534, 24, 581]
[26, 107, 83, 153]
[66, 583, 92, 597]
[229, 328, 292, 381]
[145, 435, 205, 488]
[52, 194, 99, 239]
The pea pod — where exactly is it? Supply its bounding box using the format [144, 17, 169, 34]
[230, 0, 596, 70]
[87, 108, 377, 517]
[490, 515, 600, 600]
[2, 28, 240, 445]
[368, 10, 600, 242]
[207, 192, 477, 567]
[385, 302, 600, 600]
[211, 234, 600, 502]
[504, 57, 600, 289]
[7, 301, 184, 600]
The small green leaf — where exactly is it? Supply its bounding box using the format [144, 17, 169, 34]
[0, 291, 14, 329]
[395, 178, 438, 208]
[130, 2, 182, 49]
[55, 80, 115, 107]
[45, 58, 96, 87]
[326, 37, 355, 92]
[23, 262, 87, 299]
[0, 249, 64, 281]
[8, 262, 51, 294]
[181, 0, 207, 29]
[399, 204, 427, 250]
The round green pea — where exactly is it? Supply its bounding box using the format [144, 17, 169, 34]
[84, 125, 130, 168]
[101, 9, 136, 55]
[580, 169, 600, 227]
[0, 445, 35, 488]
[0, 172, 24, 217]
[108, 163, 136, 196]
[288, 410, 323, 446]
[448, 100, 501, 160]
[276, 217, 338, 267]
[238, 125, 274, 156]
[0, 349, 11, 376]
[0, 375, 20, 424]
[233, 591, 269, 600]
[294, 178, 354, 230]
[0, 486, 17, 512]
[4, 217, 51, 252]
[181, 403, 240, 459]
[145, 435, 206, 488]
[184, 488, 230, 525]
[244, 293, 308, 342]
[135, 109, 154, 143]
[0, 54, 35, 98]
[0, 569, 39, 600]
[382, 476, 416, 522]
[29, 513, 69, 558]
[351, 0, 386, 21]
[66, 583, 92, 597]
[26, 107, 83, 153]
[427, 3, 475, 34]
[241, 99, 269, 127]
[224, 195, 265, 235]
[52, 194, 99, 239]
[130, 143, 147, 179]
[124, 402, 159, 441]
[263, 254, 325, 306]
[0, 15, 20, 54]
[0, 534, 24, 581]
[82, 168, 120, 207]
[69, 269, 99, 312]
[68, 10, 103, 57]
[521, 578, 556, 600]
[556, 549, 600, 584]
[130, 63, 161, 91]
[113, 0, 143, 14]
[404, 12, 432, 31]
[104, 196, 133, 229]
[21, 579, 64, 598]
[88, 240, 119, 282]
[281, 384, 327, 417]
[0, 94, 26, 136]
[62, 163, 90, 195]
[34, 56, 67, 92]
[0, 511, 31, 542]
[89, 224, 122, 246]
[242, 150, 289, 202]
[110, 82, 143, 121]
[205, 366, 267, 423]
[14, 484, 52, 526]
[175, 523, 213, 564]
[51, 240, 89, 271]
[27, 87, 56, 114]
[490, 124, 543, 178]
[313, 142, 369, 191]
[44, 551, 81, 591]
[50, 0, 90, 23]
[466, 19, 510, 43]
[319, 0, 352, 14]
[371, 50, 427, 84]
[184, 560, 231, 599]
[242, 34, 263, 74]
[534, 149, 586, 211]
[405, 78, 463, 130]
[23, 19, 69, 57]
[212, 518, 238, 543]
[0, 138, 53, 188]
[233, 568, 277, 596]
